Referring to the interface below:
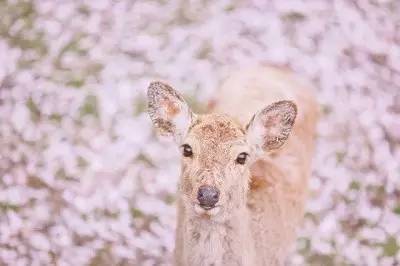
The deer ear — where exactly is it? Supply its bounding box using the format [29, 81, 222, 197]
[147, 81, 194, 143]
[246, 101, 297, 152]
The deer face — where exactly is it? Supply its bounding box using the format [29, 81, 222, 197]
[148, 82, 297, 218]
[179, 114, 251, 217]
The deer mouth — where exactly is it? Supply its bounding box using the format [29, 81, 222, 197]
[194, 204, 221, 216]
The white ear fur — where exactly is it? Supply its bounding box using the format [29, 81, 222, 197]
[246, 101, 297, 153]
[147, 81, 194, 143]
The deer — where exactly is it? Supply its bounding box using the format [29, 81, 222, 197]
[147, 66, 319, 266]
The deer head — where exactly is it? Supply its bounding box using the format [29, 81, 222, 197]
[147, 82, 297, 219]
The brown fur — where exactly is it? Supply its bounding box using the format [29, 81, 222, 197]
[147, 66, 319, 266]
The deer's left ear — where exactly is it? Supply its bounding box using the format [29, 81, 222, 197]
[147, 81, 194, 143]
[246, 101, 297, 152]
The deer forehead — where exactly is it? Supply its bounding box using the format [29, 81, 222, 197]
[189, 114, 245, 142]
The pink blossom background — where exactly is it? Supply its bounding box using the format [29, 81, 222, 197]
[0, 0, 399, 265]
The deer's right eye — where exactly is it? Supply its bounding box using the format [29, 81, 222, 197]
[236, 152, 248, 164]
[182, 144, 193, 157]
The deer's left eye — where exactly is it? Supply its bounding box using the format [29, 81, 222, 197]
[182, 144, 193, 157]
[236, 152, 248, 164]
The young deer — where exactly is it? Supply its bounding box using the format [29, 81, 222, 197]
[147, 66, 319, 266]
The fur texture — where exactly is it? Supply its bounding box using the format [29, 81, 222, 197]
[147, 66, 319, 266]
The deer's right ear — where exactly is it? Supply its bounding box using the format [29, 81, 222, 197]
[147, 81, 194, 143]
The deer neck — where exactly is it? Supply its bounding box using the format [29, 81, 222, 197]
[181, 203, 255, 266]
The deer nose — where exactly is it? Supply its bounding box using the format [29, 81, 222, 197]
[197, 185, 220, 209]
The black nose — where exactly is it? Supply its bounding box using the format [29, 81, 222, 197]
[197, 185, 220, 208]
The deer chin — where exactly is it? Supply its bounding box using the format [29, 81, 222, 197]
[194, 204, 221, 217]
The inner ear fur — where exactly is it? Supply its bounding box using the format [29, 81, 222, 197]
[147, 81, 194, 143]
[246, 100, 297, 151]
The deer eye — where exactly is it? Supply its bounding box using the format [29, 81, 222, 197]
[236, 152, 248, 164]
[182, 144, 193, 157]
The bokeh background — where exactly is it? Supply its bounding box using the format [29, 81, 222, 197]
[0, 0, 399, 265]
